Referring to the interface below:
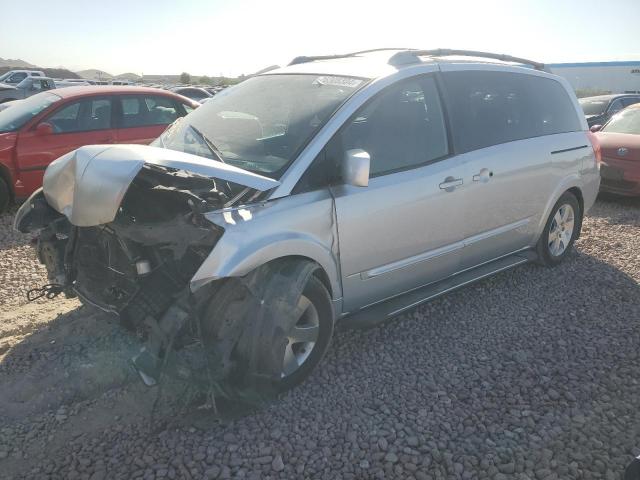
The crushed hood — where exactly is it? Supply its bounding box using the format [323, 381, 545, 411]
[43, 144, 280, 227]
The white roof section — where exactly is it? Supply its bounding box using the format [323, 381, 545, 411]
[267, 52, 402, 79]
[263, 49, 550, 80]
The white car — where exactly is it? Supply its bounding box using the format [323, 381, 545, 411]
[0, 70, 46, 85]
[54, 79, 91, 89]
[0, 77, 56, 103]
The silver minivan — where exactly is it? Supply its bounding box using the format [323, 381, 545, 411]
[16, 49, 601, 396]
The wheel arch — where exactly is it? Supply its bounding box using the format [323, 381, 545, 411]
[190, 234, 342, 302]
[566, 186, 584, 239]
[536, 177, 584, 240]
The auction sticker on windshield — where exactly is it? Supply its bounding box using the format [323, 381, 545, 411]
[313, 76, 363, 88]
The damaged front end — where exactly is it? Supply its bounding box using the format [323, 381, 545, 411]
[15, 144, 279, 392]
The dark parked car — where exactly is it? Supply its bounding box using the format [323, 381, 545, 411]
[579, 94, 640, 127]
[170, 86, 212, 102]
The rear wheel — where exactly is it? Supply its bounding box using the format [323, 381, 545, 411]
[0, 177, 10, 213]
[536, 192, 581, 266]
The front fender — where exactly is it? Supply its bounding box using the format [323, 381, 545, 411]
[192, 231, 341, 296]
[190, 190, 342, 300]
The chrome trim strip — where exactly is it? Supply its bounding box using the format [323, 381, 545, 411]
[361, 241, 464, 280]
[361, 217, 531, 280]
[463, 218, 530, 247]
[358, 246, 531, 311]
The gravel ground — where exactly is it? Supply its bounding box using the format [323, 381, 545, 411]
[0, 194, 639, 480]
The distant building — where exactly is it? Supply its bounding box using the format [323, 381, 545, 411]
[549, 61, 640, 94]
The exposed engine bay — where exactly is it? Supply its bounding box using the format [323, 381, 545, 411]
[16, 161, 298, 404]
[23, 165, 229, 321]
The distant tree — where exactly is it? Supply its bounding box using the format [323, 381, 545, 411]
[180, 72, 191, 84]
[199, 75, 212, 85]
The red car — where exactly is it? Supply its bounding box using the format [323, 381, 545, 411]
[0, 86, 199, 211]
[592, 103, 640, 196]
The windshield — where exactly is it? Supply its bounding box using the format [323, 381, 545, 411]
[602, 108, 640, 135]
[579, 98, 608, 116]
[0, 92, 61, 133]
[155, 74, 366, 177]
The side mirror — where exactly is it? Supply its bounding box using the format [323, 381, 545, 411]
[35, 122, 53, 136]
[342, 149, 370, 187]
[590, 124, 602, 133]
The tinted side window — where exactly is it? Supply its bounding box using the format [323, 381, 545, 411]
[47, 98, 112, 133]
[528, 76, 582, 136]
[608, 99, 624, 114]
[338, 76, 449, 176]
[144, 96, 179, 125]
[8, 72, 27, 83]
[442, 71, 581, 153]
[119, 96, 177, 128]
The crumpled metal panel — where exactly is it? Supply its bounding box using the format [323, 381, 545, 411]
[42, 144, 280, 227]
[43, 145, 144, 227]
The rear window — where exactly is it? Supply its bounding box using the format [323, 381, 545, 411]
[442, 71, 582, 153]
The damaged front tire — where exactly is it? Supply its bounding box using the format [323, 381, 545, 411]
[199, 259, 334, 399]
[279, 275, 333, 391]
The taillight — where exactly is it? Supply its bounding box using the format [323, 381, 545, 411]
[587, 131, 602, 164]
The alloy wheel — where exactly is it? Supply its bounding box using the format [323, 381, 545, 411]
[281, 294, 320, 378]
[548, 204, 575, 256]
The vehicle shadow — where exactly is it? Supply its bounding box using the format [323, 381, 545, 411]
[315, 248, 640, 476]
[0, 304, 141, 421]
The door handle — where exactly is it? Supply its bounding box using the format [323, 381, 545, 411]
[439, 176, 463, 192]
[473, 168, 493, 183]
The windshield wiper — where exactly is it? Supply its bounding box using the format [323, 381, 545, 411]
[189, 124, 225, 163]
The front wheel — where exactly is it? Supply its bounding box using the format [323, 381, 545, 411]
[536, 192, 582, 266]
[200, 261, 334, 398]
[278, 276, 334, 391]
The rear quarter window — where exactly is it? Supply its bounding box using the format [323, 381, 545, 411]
[442, 71, 581, 153]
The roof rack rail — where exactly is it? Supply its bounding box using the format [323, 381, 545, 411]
[288, 48, 411, 66]
[388, 49, 546, 71]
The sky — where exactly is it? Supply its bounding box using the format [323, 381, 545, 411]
[1, 0, 639, 77]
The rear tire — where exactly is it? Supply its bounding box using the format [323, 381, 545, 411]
[536, 192, 581, 266]
[0, 177, 10, 213]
